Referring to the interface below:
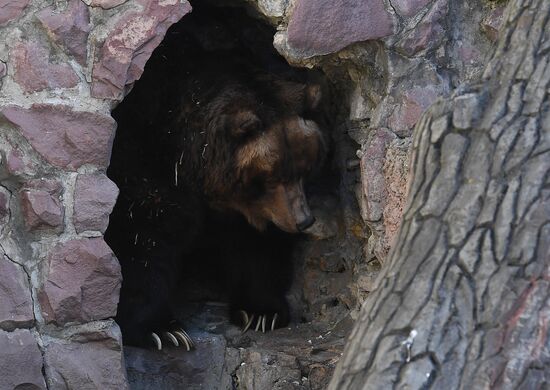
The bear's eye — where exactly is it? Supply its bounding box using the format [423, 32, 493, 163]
[246, 176, 266, 198]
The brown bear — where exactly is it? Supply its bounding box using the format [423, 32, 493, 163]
[105, 56, 326, 349]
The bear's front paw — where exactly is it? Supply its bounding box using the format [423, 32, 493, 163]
[149, 321, 194, 351]
[237, 310, 284, 333]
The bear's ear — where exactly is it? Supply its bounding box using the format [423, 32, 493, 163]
[230, 110, 262, 138]
[271, 79, 322, 113]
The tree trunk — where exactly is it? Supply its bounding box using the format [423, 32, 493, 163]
[329, 0, 550, 388]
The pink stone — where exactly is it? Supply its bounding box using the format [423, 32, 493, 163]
[397, 21, 445, 57]
[6, 147, 25, 176]
[0, 329, 46, 390]
[459, 44, 482, 65]
[0, 254, 34, 330]
[19, 179, 64, 231]
[37, 0, 91, 66]
[1, 104, 116, 170]
[44, 323, 128, 389]
[74, 173, 119, 233]
[481, 6, 505, 42]
[396, 0, 448, 56]
[91, 0, 192, 100]
[387, 87, 439, 136]
[39, 238, 122, 325]
[287, 0, 394, 58]
[11, 41, 80, 93]
[5, 145, 36, 178]
[392, 0, 431, 17]
[0, 0, 30, 26]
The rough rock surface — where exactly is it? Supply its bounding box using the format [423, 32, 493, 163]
[73, 173, 119, 233]
[91, 0, 192, 99]
[0, 0, 502, 387]
[39, 238, 121, 325]
[37, 0, 91, 66]
[382, 138, 411, 251]
[125, 303, 349, 390]
[0, 329, 46, 390]
[2, 104, 116, 170]
[83, 0, 128, 9]
[392, 0, 431, 17]
[359, 128, 396, 223]
[44, 321, 129, 389]
[0, 254, 34, 330]
[286, 0, 394, 58]
[0, 186, 10, 230]
[0, 0, 30, 26]
[0, 60, 6, 79]
[11, 41, 80, 93]
[19, 179, 64, 231]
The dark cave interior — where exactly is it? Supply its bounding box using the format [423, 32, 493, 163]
[105, 0, 363, 360]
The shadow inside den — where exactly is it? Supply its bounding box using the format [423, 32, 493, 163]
[105, 1, 365, 388]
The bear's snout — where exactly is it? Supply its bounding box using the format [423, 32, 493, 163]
[286, 180, 315, 232]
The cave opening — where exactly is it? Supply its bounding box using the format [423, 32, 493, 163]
[105, 1, 368, 387]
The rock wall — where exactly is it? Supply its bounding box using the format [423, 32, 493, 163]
[0, 0, 190, 387]
[272, 0, 503, 264]
[0, 0, 503, 387]
[254, 0, 504, 314]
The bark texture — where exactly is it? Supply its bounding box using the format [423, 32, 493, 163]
[329, 0, 550, 388]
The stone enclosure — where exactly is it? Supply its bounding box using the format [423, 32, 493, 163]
[0, 0, 503, 388]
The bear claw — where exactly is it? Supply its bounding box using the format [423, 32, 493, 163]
[240, 311, 278, 333]
[150, 328, 194, 351]
[242, 313, 255, 333]
[173, 329, 194, 351]
[151, 332, 162, 350]
[164, 331, 179, 347]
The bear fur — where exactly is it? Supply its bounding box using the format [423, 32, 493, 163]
[105, 9, 327, 348]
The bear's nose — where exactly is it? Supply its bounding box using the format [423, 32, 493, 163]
[296, 215, 316, 232]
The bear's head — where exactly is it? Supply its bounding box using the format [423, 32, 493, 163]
[201, 75, 325, 233]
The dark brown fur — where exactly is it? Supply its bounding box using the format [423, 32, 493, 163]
[106, 13, 326, 347]
[169, 66, 325, 232]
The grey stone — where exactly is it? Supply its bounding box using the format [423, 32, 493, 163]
[125, 333, 229, 390]
[0, 60, 6, 79]
[392, 0, 431, 17]
[452, 93, 482, 129]
[0, 186, 9, 230]
[359, 128, 396, 222]
[44, 322, 129, 390]
[83, 0, 128, 9]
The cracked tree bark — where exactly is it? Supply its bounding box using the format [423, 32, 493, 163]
[329, 0, 550, 388]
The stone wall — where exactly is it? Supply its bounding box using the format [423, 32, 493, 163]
[271, 0, 503, 264]
[0, 0, 190, 387]
[0, 0, 503, 387]
[258, 0, 504, 312]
